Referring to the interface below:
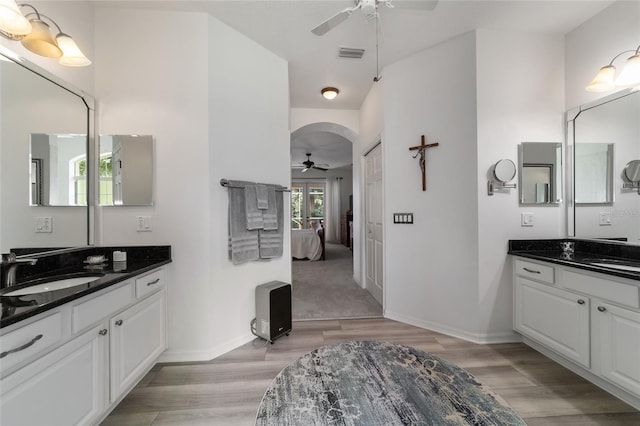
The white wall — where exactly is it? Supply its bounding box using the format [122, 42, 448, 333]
[95, 9, 290, 361]
[381, 32, 480, 338]
[476, 30, 565, 339]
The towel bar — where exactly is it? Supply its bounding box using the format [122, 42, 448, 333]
[220, 179, 290, 192]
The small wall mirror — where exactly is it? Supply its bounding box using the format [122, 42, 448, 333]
[518, 142, 562, 205]
[99, 135, 154, 206]
[29, 133, 88, 206]
[624, 160, 640, 183]
[575, 143, 614, 204]
[487, 159, 516, 195]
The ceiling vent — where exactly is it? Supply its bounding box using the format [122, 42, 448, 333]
[338, 47, 365, 59]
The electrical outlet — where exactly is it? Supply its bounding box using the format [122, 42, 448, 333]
[35, 216, 53, 233]
[599, 211, 612, 226]
[136, 216, 152, 232]
[521, 212, 534, 227]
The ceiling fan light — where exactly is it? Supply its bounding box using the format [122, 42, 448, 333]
[322, 87, 339, 100]
[614, 54, 640, 87]
[20, 19, 62, 58]
[0, 0, 31, 35]
[56, 33, 91, 66]
[585, 65, 616, 92]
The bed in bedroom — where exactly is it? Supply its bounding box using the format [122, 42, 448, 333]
[291, 225, 325, 261]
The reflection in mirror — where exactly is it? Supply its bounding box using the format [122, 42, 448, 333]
[0, 51, 94, 253]
[569, 89, 640, 244]
[29, 133, 88, 206]
[518, 142, 562, 205]
[575, 143, 614, 204]
[99, 135, 153, 206]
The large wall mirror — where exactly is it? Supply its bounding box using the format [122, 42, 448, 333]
[99, 135, 154, 206]
[0, 51, 94, 253]
[518, 142, 562, 205]
[568, 89, 640, 244]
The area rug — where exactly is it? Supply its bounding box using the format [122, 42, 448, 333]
[255, 341, 526, 425]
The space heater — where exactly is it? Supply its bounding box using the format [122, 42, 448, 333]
[253, 281, 292, 343]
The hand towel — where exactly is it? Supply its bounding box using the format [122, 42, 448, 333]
[227, 182, 259, 264]
[259, 186, 284, 259]
[256, 184, 269, 210]
[262, 186, 278, 231]
[245, 185, 264, 230]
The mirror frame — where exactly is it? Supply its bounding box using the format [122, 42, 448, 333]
[566, 87, 637, 238]
[0, 48, 96, 255]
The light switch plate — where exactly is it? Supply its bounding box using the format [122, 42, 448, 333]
[35, 216, 53, 233]
[136, 216, 152, 232]
[599, 211, 612, 226]
[393, 213, 414, 224]
[521, 212, 534, 227]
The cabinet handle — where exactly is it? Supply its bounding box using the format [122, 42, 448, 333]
[146, 278, 160, 286]
[99, 329, 108, 336]
[115, 319, 123, 326]
[597, 306, 607, 312]
[523, 268, 541, 274]
[0, 334, 43, 359]
[577, 299, 585, 305]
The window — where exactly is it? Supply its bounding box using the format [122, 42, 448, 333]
[291, 181, 325, 229]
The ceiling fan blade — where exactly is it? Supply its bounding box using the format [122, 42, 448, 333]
[388, 0, 438, 11]
[311, 6, 356, 36]
[301, 167, 310, 173]
[313, 166, 329, 171]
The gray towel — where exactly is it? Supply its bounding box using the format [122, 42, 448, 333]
[260, 187, 284, 259]
[262, 186, 278, 231]
[228, 182, 259, 264]
[256, 184, 269, 210]
[245, 185, 264, 230]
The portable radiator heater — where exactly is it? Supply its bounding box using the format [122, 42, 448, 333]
[252, 281, 292, 344]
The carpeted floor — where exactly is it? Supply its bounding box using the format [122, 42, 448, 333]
[292, 243, 382, 320]
[256, 341, 527, 425]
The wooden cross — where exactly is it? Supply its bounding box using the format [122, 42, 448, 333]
[409, 135, 439, 191]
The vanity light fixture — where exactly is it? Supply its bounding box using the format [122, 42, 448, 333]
[586, 44, 640, 92]
[321, 87, 339, 100]
[0, 1, 91, 67]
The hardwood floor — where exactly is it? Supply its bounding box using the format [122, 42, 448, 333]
[102, 318, 640, 425]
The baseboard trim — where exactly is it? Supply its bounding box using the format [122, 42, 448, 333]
[384, 310, 521, 345]
[158, 332, 256, 363]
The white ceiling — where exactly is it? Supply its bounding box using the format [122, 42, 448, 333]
[92, 0, 614, 168]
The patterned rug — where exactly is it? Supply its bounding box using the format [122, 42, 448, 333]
[256, 341, 526, 425]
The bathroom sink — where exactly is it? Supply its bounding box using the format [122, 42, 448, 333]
[589, 262, 640, 273]
[3, 275, 103, 296]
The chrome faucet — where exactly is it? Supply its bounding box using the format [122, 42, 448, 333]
[1, 253, 38, 289]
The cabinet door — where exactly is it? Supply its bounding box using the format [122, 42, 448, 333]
[515, 277, 590, 368]
[594, 301, 640, 396]
[110, 290, 166, 402]
[1, 324, 108, 426]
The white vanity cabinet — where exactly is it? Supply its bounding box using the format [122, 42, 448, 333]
[513, 257, 640, 410]
[0, 266, 168, 425]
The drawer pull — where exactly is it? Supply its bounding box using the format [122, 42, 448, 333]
[0, 334, 43, 359]
[99, 329, 108, 336]
[523, 267, 541, 274]
[577, 299, 586, 305]
[115, 319, 123, 326]
[597, 306, 607, 312]
[146, 278, 161, 286]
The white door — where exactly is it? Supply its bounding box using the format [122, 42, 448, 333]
[365, 144, 383, 304]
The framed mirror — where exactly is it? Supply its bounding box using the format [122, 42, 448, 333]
[568, 89, 640, 244]
[99, 135, 154, 206]
[518, 142, 562, 205]
[0, 51, 94, 253]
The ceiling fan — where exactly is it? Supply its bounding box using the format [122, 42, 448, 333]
[295, 153, 330, 173]
[311, 0, 438, 36]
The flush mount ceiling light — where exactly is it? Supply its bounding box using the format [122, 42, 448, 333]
[321, 87, 339, 100]
[586, 44, 640, 92]
[0, 1, 91, 66]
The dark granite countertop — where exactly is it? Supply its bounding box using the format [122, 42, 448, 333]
[1, 246, 171, 328]
[508, 239, 640, 283]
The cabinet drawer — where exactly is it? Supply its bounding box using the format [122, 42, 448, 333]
[563, 270, 639, 309]
[0, 312, 64, 372]
[72, 283, 133, 333]
[515, 259, 554, 284]
[135, 268, 165, 299]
